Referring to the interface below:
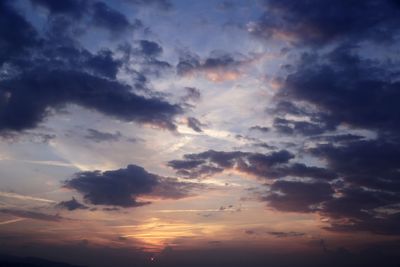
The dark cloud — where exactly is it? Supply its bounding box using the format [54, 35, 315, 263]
[64, 165, 158, 207]
[0, 2, 183, 135]
[309, 134, 365, 143]
[202, 54, 243, 69]
[0, 1, 41, 65]
[325, 212, 400, 235]
[249, 125, 270, 133]
[56, 197, 89, 211]
[263, 142, 400, 232]
[262, 2, 400, 233]
[0, 131, 56, 144]
[251, 0, 400, 46]
[85, 129, 122, 143]
[124, 0, 172, 10]
[253, 142, 277, 150]
[85, 49, 122, 79]
[176, 51, 249, 79]
[186, 117, 204, 132]
[273, 101, 309, 117]
[310, 140, 400, 193]
[64, 164, 200, 207]
[168, 149, 335, 180]
[181, 87, 201, 103]
[277, 163, 337, 180]
[29, 0, 89, 18]
[150, 177, 204, 200]
[138, 40, 163, 57]
[322, 187, 400, 220]
[1, 69, 182, 133]
[91, 1, 133, 34]
[319, 186, 400, 235]
[31, 0, 136, 34]
[176, 52, 201, 76]
[274, 47, 400, 136]
[267, 231, 305, 238]
[270, 100, 400, 234]
[118, 40, 172, 78]
[273, 117, 332, 136]
[298, 139, 400, 234]
[264, 180, 334, 212]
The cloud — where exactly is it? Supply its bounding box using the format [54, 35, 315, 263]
[170, 141, 400, 234]
[85, 129, 122, 143]
[269, 78, 400, 233]
[0, 1, 40, 65]
[30, 0, 137, 34]
[0, 218, 26, 226]
[302, 139, 400, 234]
[274, 47, 400, 136]
[0, 1, 183, 135]
[0, 41, 180, 133]
[64, 164, 201, 207]
[29, 0, 89, 18]
[64, 165, 158, 207]
[181, 87, 201, 103]
[249, 0, 400, 46]
[267, 231, 305, 238]
[186, 117, 204, 132]
[273, 117, 332, 136]
[260, 4, 400, 233]
[309, 140, 400, 193]
[270, 63, 400, 231]
[253, 143, 277, 150]
[149, 178, 204, 200]
[309, 134, 365, 143]
[263, 180, 334, 212]
[1, 70, 182, 132]
[176, 51, 252, 82]
[138, 40, 163, 57]
[168, 149, 335, 180]
[123, 0, 172, 10]
[56, 197, 89, 211]
[91, 1, 133, 34]
[0, 192, 56, 203]
[249, 126, 270, 133]
[0, 209, 63, 222]
[118, 40, 172, 78]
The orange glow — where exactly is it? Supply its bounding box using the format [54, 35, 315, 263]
[115, 218, 223, 251]
[205, 70, 240, 82]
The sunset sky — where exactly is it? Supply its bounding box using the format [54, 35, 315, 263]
[1, 1, 400, 267]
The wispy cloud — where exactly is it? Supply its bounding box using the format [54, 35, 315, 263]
[0, 192, 56, 203]
[0, 218, 26, 226]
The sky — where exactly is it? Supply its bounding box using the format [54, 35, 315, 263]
[0, 0, 400, 266]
